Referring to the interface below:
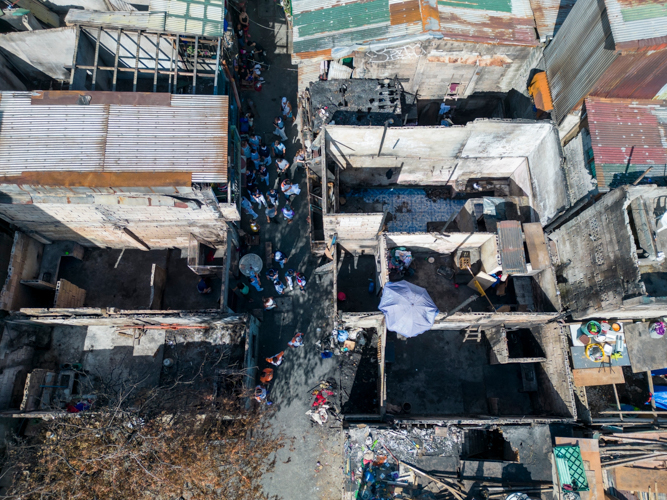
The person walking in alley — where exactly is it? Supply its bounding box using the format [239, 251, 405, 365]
[285, 269, 295, 291]
[272, 250, 287, 268]
[273, 116, 288, 141]
[281, 97, 294, 124]
[281, 178, 301, 200]
[276, 157, 290, 177]
[251, 187, 267, 208]
[257, 164, 270, 186]
[263, 296, 277, 310]
[232, 281, 254, 304]
[267, 188, 279, 207]
[288, 332, 303, 348]
[241, 139, 251, 159]
[241, 196, 258, 219]
[266, 351, 284, 366]
[282, 203, 294, 223]
[248, 133, 261, 149]
[295, 272, 307, 292]
[266, 203, 278, 224]
[245, 167, 257, 191]
[273, 139, 286, 159]
[259, 141, 272, 166]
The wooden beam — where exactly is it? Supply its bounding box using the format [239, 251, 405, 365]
[192, 35, 198, 94]
[133, 30, 142, 92]
[153, 33, 160, 93]
[16, 0, 58, 27]
[91, 27, 102, 91]
[112, 28, 121, 91]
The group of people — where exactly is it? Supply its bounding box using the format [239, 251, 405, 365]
[235, 6, 268, 90]
[255, 331, 304, 403]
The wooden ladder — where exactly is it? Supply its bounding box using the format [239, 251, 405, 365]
[463, 325, 483, 343]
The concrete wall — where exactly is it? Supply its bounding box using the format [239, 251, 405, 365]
[384, 232, 497, 255]
[351, 40, 540, 98]
[0, 232, 44, 311]
[0, 189, 231, 251]
[323, 213, 385, 247]
[0, 27, 76, 81]
[326, 121, 567, 225]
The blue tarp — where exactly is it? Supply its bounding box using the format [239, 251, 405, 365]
[378, 281, 439, 338]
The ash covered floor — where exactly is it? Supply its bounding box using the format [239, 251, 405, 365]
[340, 328, 379, 414]
[385, 330, 534, 416]
[58, 248, 222, 310]
[337, 253, 380, 313]
[341, 188, 465, 232]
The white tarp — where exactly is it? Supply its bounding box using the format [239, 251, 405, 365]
[378, 281, 438, 338]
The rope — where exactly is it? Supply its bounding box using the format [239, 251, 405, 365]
[229, 2, 281, 32]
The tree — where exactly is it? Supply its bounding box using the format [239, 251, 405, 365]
[3, 370, 282, 500]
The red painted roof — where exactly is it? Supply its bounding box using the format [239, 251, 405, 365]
[586, 97, 667, 166]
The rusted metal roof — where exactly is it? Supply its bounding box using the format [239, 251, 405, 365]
[437, 0, 539, 46]
[528, 0, 576, 40]
[589, 49, 667, 100]
[0, 92, 228, 184]
[586, 97, 667, 188]
[291, 0, 539, 54]
[544, 0, 618, 123]
[604, 0, 667, 50]
[497, 220, 527, 274]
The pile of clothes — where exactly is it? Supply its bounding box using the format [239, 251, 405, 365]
[388, 247, 413, 279]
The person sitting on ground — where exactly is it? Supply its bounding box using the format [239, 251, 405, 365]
[295, 272, 307, 292]
[248, 40, 265, 63]
[266, 351, 284, 366]
[197, 277, 212, 294]
[284, 269, 295, 291]
[273, 250, 287, 268]
[257, 164, 269, 186]
[258, 142, 271, 167]
[251, 187, 267, 208]
[236, 24, 245, 48]
[245, 111, 255, 134]
[249, 270, 263, 291]
[260, 368, 274, 384]
[273, 140, 286, 159]
[288, 332, 304, 348]
[282, 203, 294, 223]
[267, 188, 279, 207]
[263, 296, 277, 310]
[276, 158, 290, 177]
[232, 281, 254, 303]
[281, 97, 294, 124]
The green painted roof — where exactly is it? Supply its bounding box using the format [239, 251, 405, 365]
[438, 0, 511, 13]
[293, 0, 389, 37]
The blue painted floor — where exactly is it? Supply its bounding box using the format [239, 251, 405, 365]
[349, 188, 465, 232]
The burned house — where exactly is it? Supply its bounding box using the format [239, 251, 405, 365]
[291, 0, 576, 113]
[306, 120, 594, 255]
[0, 91, 240, 311]
[0, 310, 258, 418]
[550, 185, 667, 320]
[303, 78, 415, 141]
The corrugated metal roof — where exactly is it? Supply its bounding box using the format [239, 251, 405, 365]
[0, 92, 228, 183]
[604, 0, 667, 47]
[586, 97, 667, 187]
[589, 49, 667, 100]
[438, 8, 537, 45]
[544, 0, 618, 123]
[150, 0, 225, 36]
[293, 19, 422, 53]
[497, 220, 527, 274]
[65, 9, 167, 31]
[327, 60, 353, 78]
[528, 0, 576, 39]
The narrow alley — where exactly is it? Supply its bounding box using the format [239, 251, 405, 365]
[235, 1, 344, 497]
